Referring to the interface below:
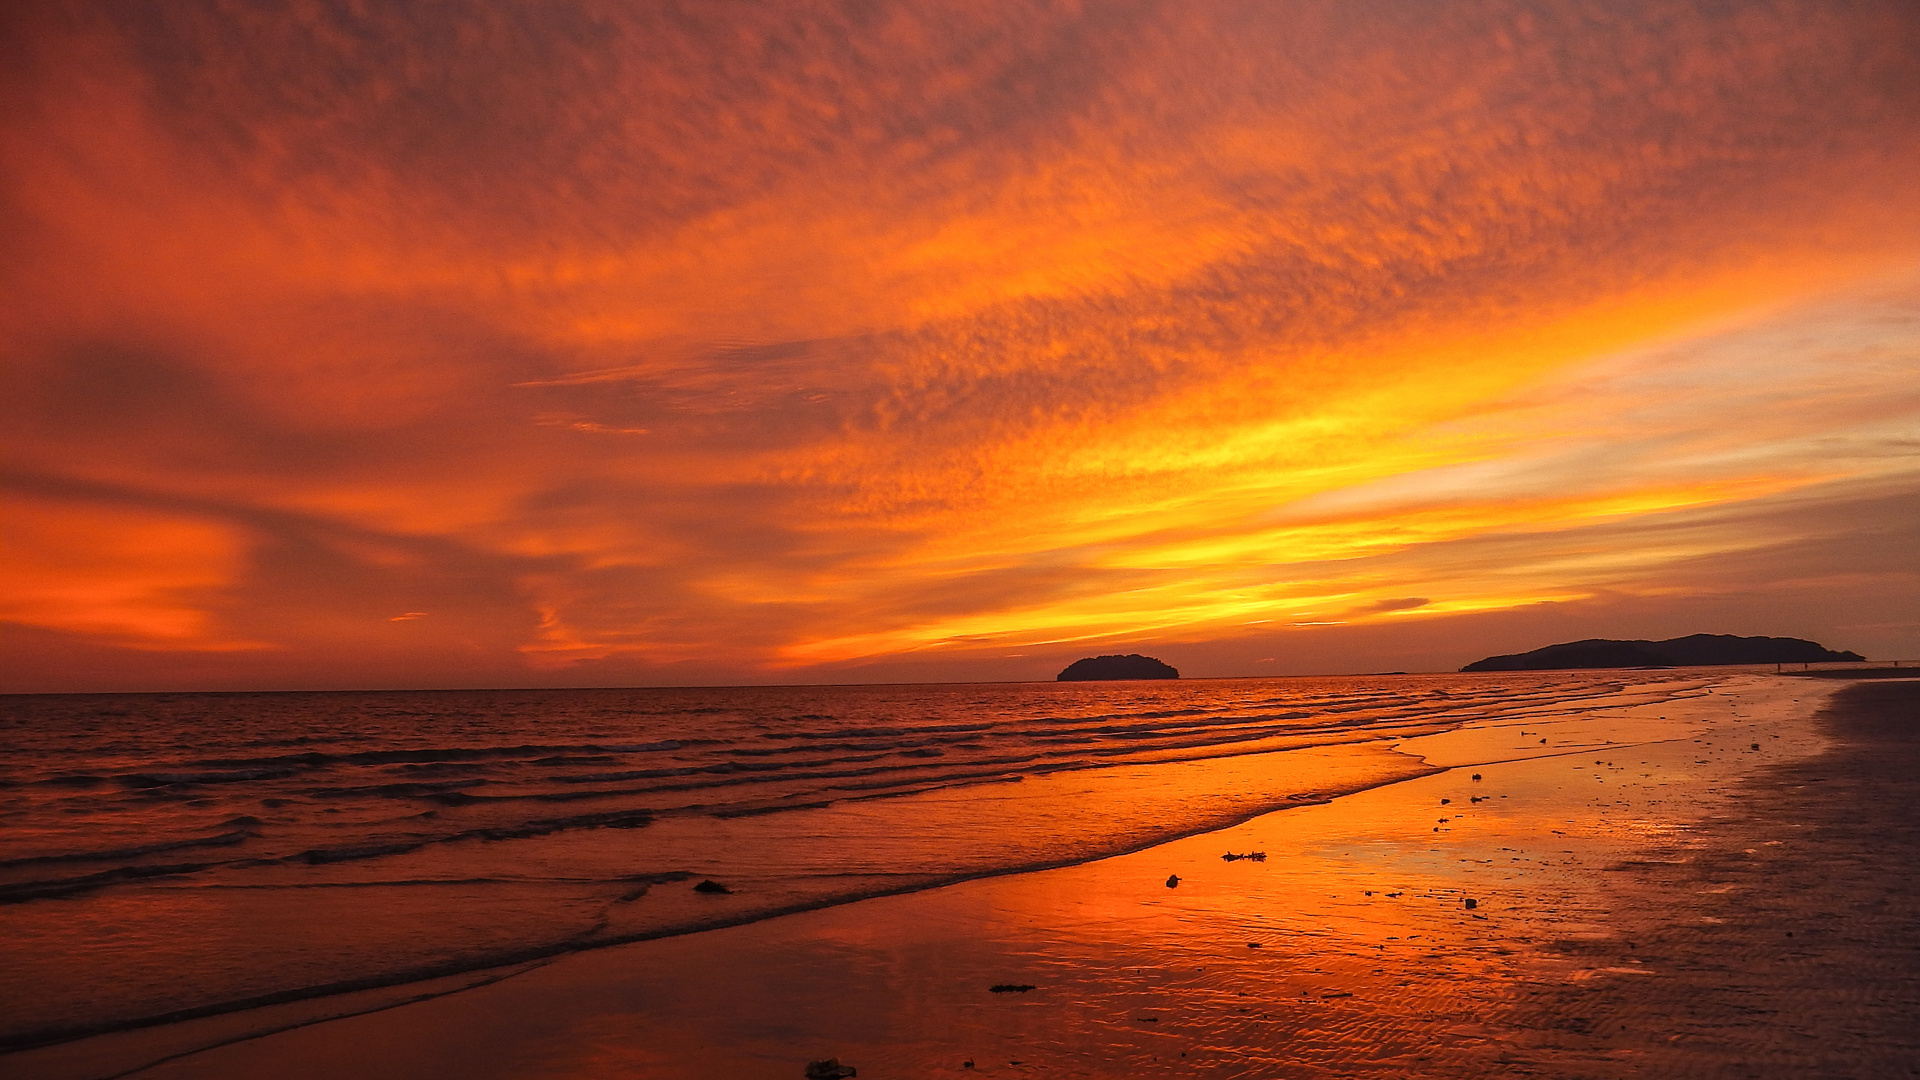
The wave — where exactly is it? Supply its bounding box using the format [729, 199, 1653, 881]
[0, 827, 253, 871]
[123, 768, 299, 787]
[0, 759, 1433, 1055]
[1, 809, 663, 904]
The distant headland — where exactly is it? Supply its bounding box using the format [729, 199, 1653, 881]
[1057, 654, 1180, 681]
[1462, 633, 1864, 672]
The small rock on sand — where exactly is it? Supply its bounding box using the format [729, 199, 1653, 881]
[693, 879, 733, 894]
[805, 1059, 856, 1079]
[1166, 874, 1181, 887]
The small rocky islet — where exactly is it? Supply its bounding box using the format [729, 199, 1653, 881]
[1055, 654, 1180, 681]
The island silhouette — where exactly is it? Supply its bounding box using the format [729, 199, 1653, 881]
[1462, 633, 1863, 672]
[1057, 654, 1180, 681]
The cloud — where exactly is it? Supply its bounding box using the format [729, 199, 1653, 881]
[1354, 598, 1431, 616]
[4, 0, 1919, 689]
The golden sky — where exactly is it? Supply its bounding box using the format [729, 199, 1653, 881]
[4, 1, 1918, 691]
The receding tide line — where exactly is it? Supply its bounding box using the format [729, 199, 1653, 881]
[0, 753, 1446, 1056]
[0, 728, 1462, 905]
[89, 962, 560, 1080]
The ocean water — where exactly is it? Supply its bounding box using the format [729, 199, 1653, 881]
[0, 671, 1713, 1053]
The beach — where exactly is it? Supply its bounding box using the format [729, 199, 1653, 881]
[0, 672, 1675, 1055]
[10, 672, 1913, 1079]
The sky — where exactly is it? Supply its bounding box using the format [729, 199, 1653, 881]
[3, 0, 1918, 693]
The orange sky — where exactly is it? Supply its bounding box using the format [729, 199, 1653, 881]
[4, 1, 1918, 692]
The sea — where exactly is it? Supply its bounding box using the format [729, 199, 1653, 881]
[0, 671, 1716, 1054]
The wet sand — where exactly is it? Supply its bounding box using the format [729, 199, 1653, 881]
[1485, 676, 1920, 1076]
[12, 675, 1917, 1078]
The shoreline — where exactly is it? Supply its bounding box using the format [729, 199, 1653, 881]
[14, 674, 1914, 1078]
[1, 673, 1703, 1059]
[0, 742, 1444, 1057]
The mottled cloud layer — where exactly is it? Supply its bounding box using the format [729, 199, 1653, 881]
[4, 1, 1918, 690]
